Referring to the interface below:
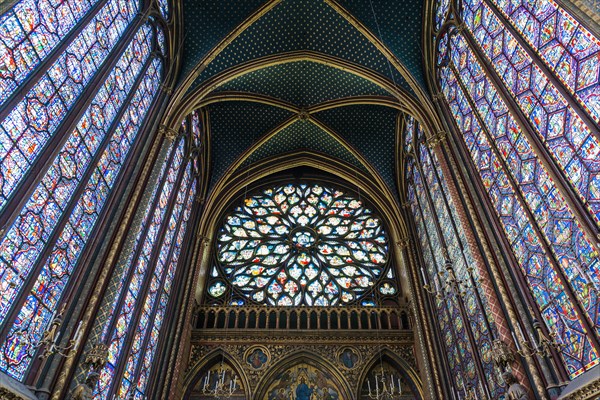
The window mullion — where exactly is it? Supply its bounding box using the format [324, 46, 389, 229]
[0, 55, 155, 346]
[107, 148, 188, 400]
[0, 13, 147, 234]
[448, 58, 600, 354]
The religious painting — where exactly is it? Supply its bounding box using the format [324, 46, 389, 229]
[338, 347, 359, 369]
[264, 363, 343, 400]
[246, 347, 269, 370]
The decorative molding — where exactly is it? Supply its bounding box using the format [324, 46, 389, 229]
[396, 238, 410, 249]
[0, 374, 37, 400]
[0, 388, 26, 400]
[159, 124, 179, 141]
[160, 83, 173, 95]
[185, 337, 417, 396]
[559, 380, 600, 400]
[426, 130, 447, 149]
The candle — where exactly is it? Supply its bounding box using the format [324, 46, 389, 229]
[233, 376, 237, 390]
[376, 376, 379, 393]
[72, 321, 82, 348]
[368, 379, 371, 394]
[517, 323, 526, 343]
[420, 267, 428, 284]
[511, 331, 521, 351]
[391, 375, 394, 390]
[434, 276, 441, 292]
[398, 377, 401, 394]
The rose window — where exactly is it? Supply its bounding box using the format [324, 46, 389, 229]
[210, 183, 393, 306]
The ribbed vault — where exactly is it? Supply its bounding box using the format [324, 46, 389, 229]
[165, 0, 440, 206]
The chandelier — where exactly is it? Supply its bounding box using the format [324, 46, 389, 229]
[366, 367, 402, 400]
[202, 363, 237, 398]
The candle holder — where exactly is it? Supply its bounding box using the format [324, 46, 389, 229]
[366, 368, 402, 400]
[422, 259, 472, 300]
[511, 319, 563, 359]
[202, 363, 237, 399]
[16, 304, 83, 360]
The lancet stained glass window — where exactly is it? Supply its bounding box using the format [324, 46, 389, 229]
[95, 132, 197, 399]
[435, 0, 600, 375]
[0, 0, 165, 382]
[210, 183, 395, 307]
[0, 0, 139, 212]
[405, 117, 503, 398]
[0, 0, 101, 106]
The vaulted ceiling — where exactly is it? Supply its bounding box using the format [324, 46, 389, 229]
[172, 0, 431, 201]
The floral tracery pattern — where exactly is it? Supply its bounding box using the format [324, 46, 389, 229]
[214, 183, 390, 306]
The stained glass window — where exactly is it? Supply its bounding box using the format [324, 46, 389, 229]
[0, 0, 139, 213]
[461, 0, 600, 227]
[488, 0, 600, 123]
[0, 0, 101, 106]
[435, 0, 449, 31]
[158, 0, 169, 20]
[405, 117, 503, 398]
[96, 136, 196, 399]
[0, 22, 163, 380]
[210, 183, 394, 307]
[157, 25, 167, 56]
[437, 19, 600, 377]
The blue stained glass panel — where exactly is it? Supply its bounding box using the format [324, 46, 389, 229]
[448, 32, 600, 337]
[119, 166, 194, 398]
[0, 23, 152, 335]
[135, 179, 195, 397]
[0, 37, 161, 380]
[488, 0, 600, 124]
[407, 169, 479, 397]
[440, 56, 599, 377]
[415, 134, 503, 397]
[461, 0, 600, 228]
[435, 0, 449, 31]
[0, 0, 99, 106]
[157, 26, 166, 56]
[0, 0, 139, 212]
[96, 140, 185, 400]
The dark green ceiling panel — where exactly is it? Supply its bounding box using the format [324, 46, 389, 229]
[207, 101, 294, 189]
[241, 119, 368, 175]
[312, 104, 398, 192]
[185, 0, 411, 94]
[339, 0, 426, 88]
[179, 0, 267, 82]
[214, 61, 392, 107]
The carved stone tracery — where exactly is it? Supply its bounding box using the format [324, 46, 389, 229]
[185, 330, 417, 398]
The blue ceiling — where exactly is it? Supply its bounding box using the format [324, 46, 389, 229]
[178, 0, 428, 200]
